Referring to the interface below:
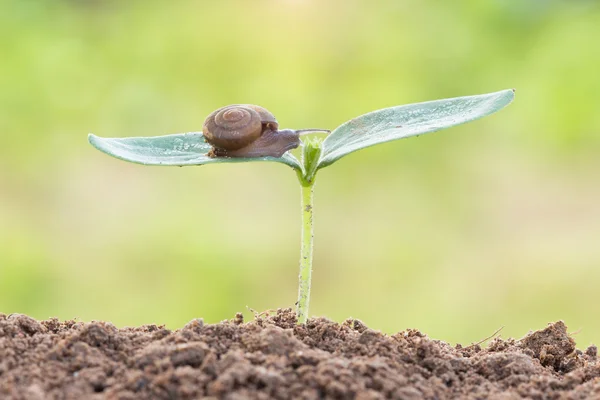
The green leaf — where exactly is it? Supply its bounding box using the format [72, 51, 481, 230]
[88, 132, 303, 171]
[318, 89, 515, 169]
[299, 137, 323, 186]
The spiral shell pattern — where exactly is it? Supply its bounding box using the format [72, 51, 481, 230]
[203, 105, 264, 151]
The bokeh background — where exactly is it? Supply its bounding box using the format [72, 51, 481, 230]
[1, 0, 599, 347]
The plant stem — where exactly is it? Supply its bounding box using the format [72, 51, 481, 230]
[296, 180, 315, 324]
[295, 136, 322, 324]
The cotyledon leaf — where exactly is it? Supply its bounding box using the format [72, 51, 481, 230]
[88, 132, 304, 172]
[318, 89, 515, 169]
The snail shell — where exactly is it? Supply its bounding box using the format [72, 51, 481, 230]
[203, 104, 311, 158]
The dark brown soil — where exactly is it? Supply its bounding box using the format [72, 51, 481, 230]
[1, 310, 598, 399]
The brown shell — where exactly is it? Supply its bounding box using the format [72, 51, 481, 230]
[202, 105, 278, 151]
[243, 105, 278, 131]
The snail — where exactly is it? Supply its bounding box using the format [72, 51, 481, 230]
[202, 104, 329, 158]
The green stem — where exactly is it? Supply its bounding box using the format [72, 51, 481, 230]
[296, 180, 315, 324]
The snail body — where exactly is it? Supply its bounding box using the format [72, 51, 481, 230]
[202, 104, 328, 158]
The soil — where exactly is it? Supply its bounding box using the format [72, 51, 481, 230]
[0, 310, 598, 399]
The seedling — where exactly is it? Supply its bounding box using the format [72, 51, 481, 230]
[89, 89, 515, 324]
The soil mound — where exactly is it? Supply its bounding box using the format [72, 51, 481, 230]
[0, 310, 598, 399]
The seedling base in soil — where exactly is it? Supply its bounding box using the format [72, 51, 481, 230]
[1, 311, 597, 399]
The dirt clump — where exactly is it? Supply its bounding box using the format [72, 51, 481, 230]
[0, 310, 598, 399]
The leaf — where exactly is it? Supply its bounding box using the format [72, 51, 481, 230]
[88, 132, 303, 171]
[318, 89, 515, 169]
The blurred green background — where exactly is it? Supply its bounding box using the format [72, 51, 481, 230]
[1, 0, 599, 347]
